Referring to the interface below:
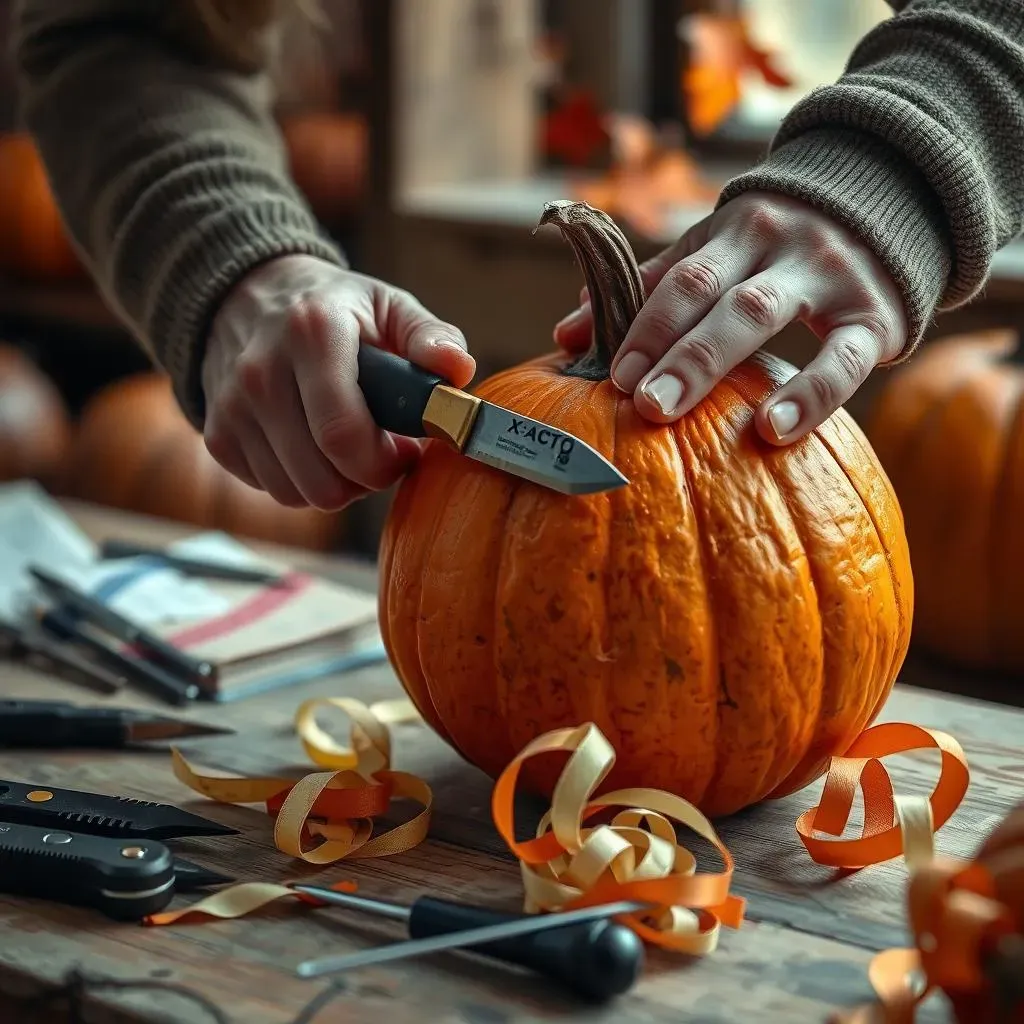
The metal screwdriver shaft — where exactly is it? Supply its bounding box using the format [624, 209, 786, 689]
[292, 887, 649, 1001]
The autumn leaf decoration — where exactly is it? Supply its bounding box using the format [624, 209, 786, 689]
[682, 12, 793, 137]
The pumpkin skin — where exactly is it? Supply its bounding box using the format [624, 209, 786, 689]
[864, 329, 1024, 674]
[378, 201, 914, 817]
[0, 133, 83, 281]
[0, 343, 72, 486]
[60, 373, 344, 551]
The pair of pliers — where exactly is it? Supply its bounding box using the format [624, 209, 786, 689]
[0, 776, 238, 920]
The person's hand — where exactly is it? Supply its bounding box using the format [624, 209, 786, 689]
[201, 255, 475, 510]
[553, 191, 908, 444]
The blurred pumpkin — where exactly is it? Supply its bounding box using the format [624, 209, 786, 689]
[60, 373, 344, 551]
[378, 201, 913, 817]
[0, 133, 84, 281]
[865, 329, 1024, 673]
[908, 800, 1024, 1023]
[0, 343, 72, 485]
[280, 111, 367, 225]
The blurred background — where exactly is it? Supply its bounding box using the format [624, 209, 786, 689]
[1, 0, 1024, 691]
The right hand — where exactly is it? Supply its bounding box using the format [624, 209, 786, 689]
[201, 255, 476, 511]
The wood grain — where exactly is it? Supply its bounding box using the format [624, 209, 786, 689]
[0, 500, 1020, 1024]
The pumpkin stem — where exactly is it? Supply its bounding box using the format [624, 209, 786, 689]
[538, 200, 646, 380]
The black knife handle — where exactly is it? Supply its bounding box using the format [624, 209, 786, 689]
[356, 344, 444, 438]
[0, 700, 128, 748]
[0, 820, 175, 920]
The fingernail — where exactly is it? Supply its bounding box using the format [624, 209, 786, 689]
[641, 373, 684, 415]
[612, 351, 651, 392]
[767, 400, 801, 439]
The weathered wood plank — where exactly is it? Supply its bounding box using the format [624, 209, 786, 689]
[1, 501, 1019, 1023]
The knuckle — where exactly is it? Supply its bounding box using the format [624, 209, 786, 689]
[236, 353, 275, 401]
[832, 336, 871, 386]
[678, 335, 724, 381]
[666, 258, 724, 305]
[812, 241, 850, 276]
[313, 411, 359, 457]
[307, 480, 357, 512]
[730, 281, 783, 328]
[803, 370, 843, 412]
[286, 298, 340, 357]
[745, 203, 784, 240]
[202, 428, 233, 468]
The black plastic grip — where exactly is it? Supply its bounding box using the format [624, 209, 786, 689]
[356, 344, 444, 438]
[0, 821, 175, 920]
[407, 897, 645, 1002]
[0, 700, 126, 747]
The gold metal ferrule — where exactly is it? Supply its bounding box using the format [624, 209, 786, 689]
[422, 385, 481, 450]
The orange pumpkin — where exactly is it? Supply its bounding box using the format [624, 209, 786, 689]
[909, 800, 1024, 1023]
[60, 373, 345, 551]
[864, 329, 1024, 673]
[280, 112, 367, 225]
[378, 201, 914, 817]
[0, 343, 72, 486]
[0, 133, 83, 281]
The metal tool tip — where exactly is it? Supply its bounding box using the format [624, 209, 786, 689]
[128, 717, 234, 742]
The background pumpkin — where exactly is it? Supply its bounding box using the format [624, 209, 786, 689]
[913, 800, 1024, 1023]
[0, 133, 84, 281]
[378, 200, 914, 818]
[0, 343, 72, 487]
[59, 373, 345, 551]
[864, 329, 1024, 674]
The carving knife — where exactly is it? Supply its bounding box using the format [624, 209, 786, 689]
[356, 344, 628, 495]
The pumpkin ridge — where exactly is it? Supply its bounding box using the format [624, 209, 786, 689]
[810, 418, 903, 719]
[986, 376, 1024, 665]
[670, 404, 723, 809]
[709, 380, 826, 803]
[884, 372, 985, 495]
[489, 381, 583, 771]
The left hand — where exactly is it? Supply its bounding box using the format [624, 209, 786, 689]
[553, 191, 908, 444]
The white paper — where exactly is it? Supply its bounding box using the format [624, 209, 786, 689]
[0, 486, 258, 626]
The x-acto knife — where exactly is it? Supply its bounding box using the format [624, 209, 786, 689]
[356, 345, 628, 495]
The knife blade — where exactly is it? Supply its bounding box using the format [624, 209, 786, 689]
[356, 345, 628, 495]
[0, 778, 239, 840]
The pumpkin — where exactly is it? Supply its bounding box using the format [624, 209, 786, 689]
[279, 112, 367, 225]
[378, 200, 914, 817]
[0, 343, 72, 486]
[0, 133, 83, 281]
[60, 373, 344, 551]
[864, 329, 1024, 674]
[910, 799, 1024, 1023]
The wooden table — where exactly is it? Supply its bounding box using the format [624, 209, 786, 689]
[1, 500, 1021, 1024]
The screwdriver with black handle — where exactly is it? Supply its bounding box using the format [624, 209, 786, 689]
[291, 885, 649, 1002]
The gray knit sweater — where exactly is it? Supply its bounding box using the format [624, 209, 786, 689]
[10, 0, 1024, 426]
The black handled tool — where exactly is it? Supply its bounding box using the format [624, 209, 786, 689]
[0, 778, 239, 840]
[0, 820, 177, 921]
[292, 886, 647, 1002]
[356, 344, 627, 496]
[0, 822, 230, 919]
[0, 699, 232, 748]
[29, 566, 213, 690]
[0, 616, 125, 695]
[98, 539, 287, 587]
[37, 607, 200, 706]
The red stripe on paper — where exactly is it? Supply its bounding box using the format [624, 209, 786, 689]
[165, 571, 314, 649]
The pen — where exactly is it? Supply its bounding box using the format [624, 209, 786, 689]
[98, 539, 286, 587]
[29, 565, 213, 688]
[37, 607, 200, 706]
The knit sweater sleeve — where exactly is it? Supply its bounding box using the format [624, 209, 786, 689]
[717, 0, 1024, 358]
[9, 0, 346, 427]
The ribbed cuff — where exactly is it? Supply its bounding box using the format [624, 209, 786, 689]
[716, 127, 951, 360]
[147, 199, 346, 429]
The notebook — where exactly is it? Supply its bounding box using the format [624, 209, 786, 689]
[80, 531, 386, 702]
